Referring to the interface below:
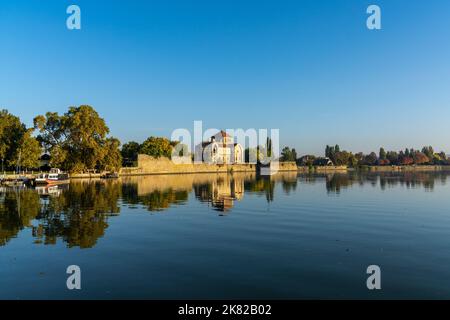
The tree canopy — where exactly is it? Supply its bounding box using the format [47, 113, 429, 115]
[281, 147, 297, 162]
[0, 110, 41, 170]
[34, 105, 121, 173]
[139, 136, 176, 159]
[317, 144, 449, 167]
[121, 141, 141, 163]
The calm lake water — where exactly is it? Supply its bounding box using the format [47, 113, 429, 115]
[1, 171, 450, 299]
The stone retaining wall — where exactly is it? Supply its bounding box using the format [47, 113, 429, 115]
[119, 155, 297, 175]
[297, 166, 348, 173]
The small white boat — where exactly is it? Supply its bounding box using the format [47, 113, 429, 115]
[36, 185, 64, 197]
[101, 172, 120, 179]
[35, 168, 69, 185]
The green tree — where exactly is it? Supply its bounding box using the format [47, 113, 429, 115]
[140, 137, 173, 158]
[0, 110, 26, 165]
[281, 147, 298, 162]
[291, 148, 297, 162]
[421, 146, 434, 160]
[34, 105, 121, 173]
[364, 152, 378, 165]
[325, 145, 340, 163]
[348, 154, 358, 168]
[325, 145, 331, 158]
[334, 151, 352, 166]
[405, 148, 410, 158]
[0, 110, 41, 170]
[99, 138, 122, 171]
[379, 147, 387, 160]
[121, 141, 140, 160]
[387, 151, 399, 165]
[266, 137, 273, 158]
[281, 146, 292, 162]
[10, 129, 41, 169]
[335, 144, 340, 153]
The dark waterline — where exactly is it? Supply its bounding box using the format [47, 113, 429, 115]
[1, 172, 450, 299]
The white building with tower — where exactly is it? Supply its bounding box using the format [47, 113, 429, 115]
[195, 130, 244, 164]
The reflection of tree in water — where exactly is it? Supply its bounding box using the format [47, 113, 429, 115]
[3, 171, 448, 248]
[245, 176, 275, 203]
[33, 181, 121, 248]
[378, 172, 436, 191]
[281, 179, 297, 194]
[136, 189, 188, 212]
[325, 174, 354, 194]
[325, 172, 446, 194]
[0, 189, 40, 246]
[121, 183, 188, 212]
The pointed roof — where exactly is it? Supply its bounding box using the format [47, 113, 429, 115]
[219, 130, 231, 137]
[211, 130, 231, 139]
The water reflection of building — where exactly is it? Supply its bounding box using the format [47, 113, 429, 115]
[195, 176, 244, 212]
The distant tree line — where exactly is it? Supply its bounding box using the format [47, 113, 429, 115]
[295, 144, 449, 167]
[243, 142, 449, 167]
[374, 146, 448, 166]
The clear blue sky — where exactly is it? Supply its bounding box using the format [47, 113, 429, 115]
[1, 0, 450, 155]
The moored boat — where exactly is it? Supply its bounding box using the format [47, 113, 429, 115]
[35, 168, 69, 185]
[101, 172, 120, 179]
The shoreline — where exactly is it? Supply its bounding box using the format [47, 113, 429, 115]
[62, 164, 450, 179]
[3, 164, 450, 182]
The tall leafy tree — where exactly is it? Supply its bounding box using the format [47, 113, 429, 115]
[99, 138, 122, 171]
[291, 148, 297, 162]
[335, 144, 340, 153]
[325, 145, 331, 158]
[281, 147, 298, 162]
[281, 147, 292, 162]
[34, 105, 121, 172]
[421, 146, 434, 160]
[0, 110, 41, 170]
[364, 152, 378, 165]
[379, 147, 387, 160]
[266, 137, 273, 158]
[10, 129, 42, 169]
[0, 110, 25, 163]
